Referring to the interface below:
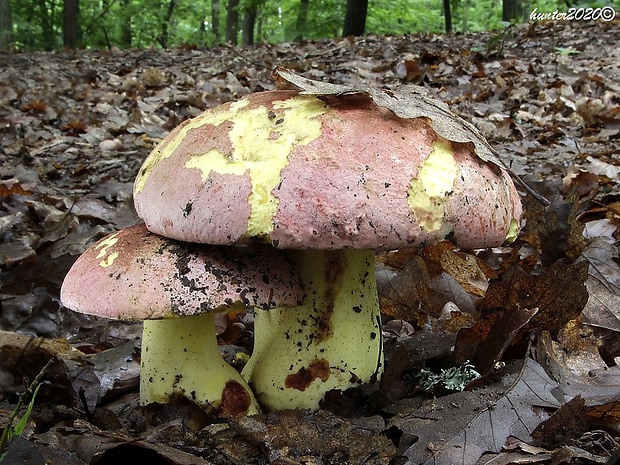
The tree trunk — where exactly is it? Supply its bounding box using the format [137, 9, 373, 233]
[521, 0, 530, 21]
[0, 0, 13, 50]
[159, 0, 177, 48]
[212, 0, 221, 43]
[342, 0, 367, 37]
[502, 0, 522, 22]
[443, 0, 452, 32]
[461, 0, 470, 31]
[63, 0, 80, 48]
[256, 13, 263, 41]
[295, 0, 309, 41]
[120, 0, 132, 48]
[241, 1, 257, 45]
[36, 0, 54, 49]
[225, 0, 239, 44]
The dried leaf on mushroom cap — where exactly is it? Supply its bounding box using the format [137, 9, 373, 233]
[273, 66, 549, 206]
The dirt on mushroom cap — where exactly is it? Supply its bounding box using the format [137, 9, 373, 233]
[60, 223, 303, 320]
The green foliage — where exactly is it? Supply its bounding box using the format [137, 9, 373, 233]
[0, 360, 51, 460]
[573, 0, 618, 8]
[555, 46, 581, 55]
[7, 0, 617, 50]
[255, 1, 284, 42]
[452, 0, 504, 32]
[12, 0, 62, 50]
[276, 0, 344, 41]
[367, 0, 444, 34]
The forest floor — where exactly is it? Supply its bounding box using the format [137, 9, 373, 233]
[0, 18, 619, 465]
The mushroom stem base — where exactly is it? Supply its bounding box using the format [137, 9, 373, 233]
[242, 249, 383, 411]
[141, 313, 260, 416]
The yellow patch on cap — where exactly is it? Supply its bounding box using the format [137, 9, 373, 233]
[95, 233, 119, 268]
[134, 99, 251, 194]
[506, 218, 520, 243]
[184, 95, 327, 237]
[407, 138, 458, 232]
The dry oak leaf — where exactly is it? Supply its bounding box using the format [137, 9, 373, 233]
[390, 358, 563, 465]
[454, 305, 538, 378]
[479, 259, 589, 332]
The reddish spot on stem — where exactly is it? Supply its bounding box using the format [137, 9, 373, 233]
[285, 358, 330, 391]
[218, 380, 251, 418]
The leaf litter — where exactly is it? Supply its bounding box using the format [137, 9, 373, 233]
[1, 19, 620, 465]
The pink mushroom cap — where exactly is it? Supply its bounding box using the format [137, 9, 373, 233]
[133, 90, 522, 250]
[60, 224, 303, 320]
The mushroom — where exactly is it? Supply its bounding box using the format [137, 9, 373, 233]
[60, 223, 302, 416]
[132, 89, 522, 410]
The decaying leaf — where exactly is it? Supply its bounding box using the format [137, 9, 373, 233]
[521, 180, 587, 264]
[531, 395, 587, 448]
[379, 332, 456, 405]
[377, 256, 438, 322]
[0, 178, 35, 197]
[454, 306, 538, 377]
[388, 358, 563, 465]
[581, 238, 620, 332]
[437, 248, 490, 298]
[377, 254, 474, 323]
[478, 260, 589, 332]
[38, 418, 215, 465]
[273, 67, 507, 170]
[585, 401, 620, 433]
[582, 276, 620, 333]
[536, 331, 620, 406]
[562, 166, 600, 196]
[63, 340, 141, 413]
[527, 260, 590, 330]
[0, 330, 80, 405]
[235, 409, 395, 463]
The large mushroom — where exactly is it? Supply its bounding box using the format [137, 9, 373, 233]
[132, 84, 522, 410]
[60, 223, 302, 416]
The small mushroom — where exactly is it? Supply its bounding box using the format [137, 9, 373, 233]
[60, 223, 302, 417]
[132, 89, 522, 410]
